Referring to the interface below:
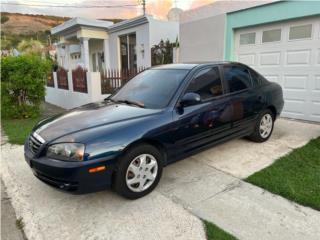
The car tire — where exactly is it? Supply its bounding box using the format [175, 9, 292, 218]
[114, 144, 163, 199]
[248, 109, 274, 143]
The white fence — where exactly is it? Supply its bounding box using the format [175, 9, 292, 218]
[45, 71, 110, 109]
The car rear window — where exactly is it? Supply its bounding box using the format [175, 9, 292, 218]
[223, 65, 252, 93]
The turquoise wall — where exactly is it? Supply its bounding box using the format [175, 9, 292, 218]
[224, 1, 320, 60]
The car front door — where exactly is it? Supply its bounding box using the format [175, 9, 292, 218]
[170, 66, 233, 159]
[222, 64, 264, 134]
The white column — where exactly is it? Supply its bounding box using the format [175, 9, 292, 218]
[81, 38, 90, 70]
[56, 44, 64, 67]
[53, 72, 58, 89]
[65, 45, 71, 70]
[103, 38, 110, 70]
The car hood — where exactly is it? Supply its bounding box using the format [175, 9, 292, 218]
[34, 101, 162, 141]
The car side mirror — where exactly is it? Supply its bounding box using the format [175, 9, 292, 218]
[180, 92, 201, 107]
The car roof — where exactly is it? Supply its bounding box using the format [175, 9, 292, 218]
[150, 61, 242, 70]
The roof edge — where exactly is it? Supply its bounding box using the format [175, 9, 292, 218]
[51, 17, 114, 35]
[108, 15, 151, 33]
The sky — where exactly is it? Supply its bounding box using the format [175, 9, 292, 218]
[1, 0, 216, 19]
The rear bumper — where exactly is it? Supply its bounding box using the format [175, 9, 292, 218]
[24, 145, 117, 194]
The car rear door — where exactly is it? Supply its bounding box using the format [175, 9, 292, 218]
[221, 64, 264, 134]
[170, 66, 233, 158]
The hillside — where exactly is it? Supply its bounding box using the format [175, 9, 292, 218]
[1, 12, 70, 34]
[1, 12, 123, 49]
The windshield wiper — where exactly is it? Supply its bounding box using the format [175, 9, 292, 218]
[104, 97, 116, 103]
[117, 99, 145, 108]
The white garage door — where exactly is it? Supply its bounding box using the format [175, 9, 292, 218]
[234, 16, 320, 122]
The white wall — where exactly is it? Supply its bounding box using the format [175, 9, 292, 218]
[109, 23, 150, 69]
[180, 14, 226, 62]
[45, 72, 109, 109]
[179, 0, 272, 62]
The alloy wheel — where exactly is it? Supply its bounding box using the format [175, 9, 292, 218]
[259, 113, 273, 138]
[126, 154, 158, 192]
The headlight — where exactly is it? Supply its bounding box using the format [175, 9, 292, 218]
[46, 143, 85, 161]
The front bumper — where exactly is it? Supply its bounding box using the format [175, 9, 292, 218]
[24, 144, 117, 194]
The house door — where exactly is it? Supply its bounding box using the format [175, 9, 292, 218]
[119, 33, 137, 70]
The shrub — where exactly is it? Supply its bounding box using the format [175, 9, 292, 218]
[1, 15, 9, 24]
[1, 55, 51, 119]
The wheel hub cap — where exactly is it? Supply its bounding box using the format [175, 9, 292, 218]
[259, 113, 273, 138]
[126, 154, 158, 192]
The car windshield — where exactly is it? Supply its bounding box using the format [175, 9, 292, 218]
[111, 69, 189, 109]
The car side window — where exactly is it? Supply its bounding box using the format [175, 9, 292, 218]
[223, 65, 252, 93]
[186, 67, 223, 100]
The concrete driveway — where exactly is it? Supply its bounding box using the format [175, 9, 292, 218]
[192, 118, 320, 178]
[2, 118, 320, 240]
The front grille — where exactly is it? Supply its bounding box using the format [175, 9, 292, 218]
[28, 132, 45, 154]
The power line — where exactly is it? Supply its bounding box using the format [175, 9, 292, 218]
[1, 2, 139, 8]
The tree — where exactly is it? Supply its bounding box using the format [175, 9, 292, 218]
[18, 39, 44, 56]
[151, 39, 174, 66]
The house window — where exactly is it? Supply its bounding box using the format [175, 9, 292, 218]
[240, 32, 256, 45]
[262, 29, 281, 43]
[119, 33, 137, 70]
[71, 53, 80, 60]
[289, 24, 312, 40]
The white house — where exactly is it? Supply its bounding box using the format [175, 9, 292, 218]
[46, 15, 179, 109]
[51, 15, 179, 72]
[179, 0, 320, 122]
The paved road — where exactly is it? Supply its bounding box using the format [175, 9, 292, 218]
[2, 118, 320, 240]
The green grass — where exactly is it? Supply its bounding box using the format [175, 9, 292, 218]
[204, 220, 237, 240]
[2, 118, 40, 145]
[246, 137, 320, 210]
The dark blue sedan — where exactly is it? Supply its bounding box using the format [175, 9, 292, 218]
[24, 62, 284, 199]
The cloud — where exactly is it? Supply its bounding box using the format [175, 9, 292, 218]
[1, 0, 216, 19]
[1, 0, 140, 19]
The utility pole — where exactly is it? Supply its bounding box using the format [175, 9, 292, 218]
[141, 0, 146, 15]
[48, 34, 52, 46]
[173, 0, 178, 8]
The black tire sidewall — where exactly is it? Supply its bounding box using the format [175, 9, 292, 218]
[114, 144, 163, 199]
[251, 109, 275, 142]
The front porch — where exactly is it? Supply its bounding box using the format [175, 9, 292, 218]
[48, 18, 145, 109]
[56, 29, 111, 73]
